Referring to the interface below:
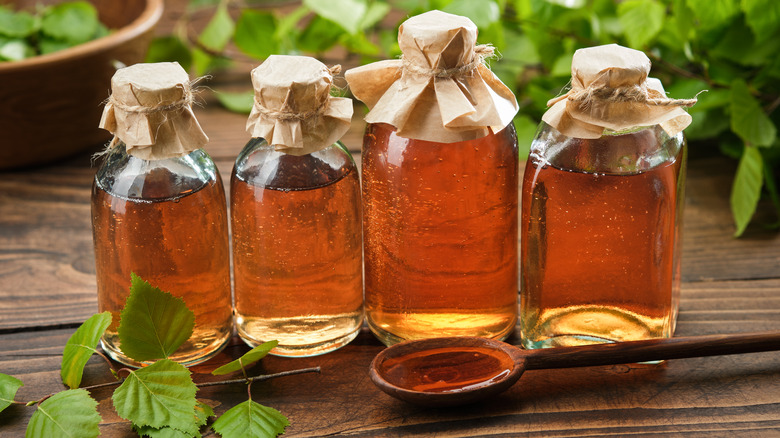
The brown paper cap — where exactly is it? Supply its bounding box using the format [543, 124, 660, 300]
[246, 55, 353, 156]
[542, 44, 695, 139]
[345, 10, 519, 143]
[99, 62, 209, 160]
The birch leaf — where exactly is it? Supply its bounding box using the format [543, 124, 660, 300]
[212, 341, 278, 376]
[25, 389, 100, 438]
[118, 273, 194, 362]
[212, 400, 289, 438]
[112, 359, 198, 432]
[0, 373, 23, 414]
[61, 312, 112, 389]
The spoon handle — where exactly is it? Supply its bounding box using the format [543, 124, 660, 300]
[522, 331, 780, 370]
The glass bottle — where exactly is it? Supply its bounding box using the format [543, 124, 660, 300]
[92, 62, 232, 366]
[362, 122, 518, 345]
[346, 11, 521, 345]
[232, 140, 363, 356]
[520, 44, 696, 349]
[520, 124, 686, 348]
[231, 55, 362, 356]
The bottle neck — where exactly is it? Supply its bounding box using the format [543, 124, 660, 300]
[95, 143, 217, 200]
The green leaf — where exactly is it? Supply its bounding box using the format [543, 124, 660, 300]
[274, 5, 308, 45]
[514, 115, 539, 159]
[133, 425, 193, 438]
[40, 1, 99, 44]
[731, 146, 764, 236]
[741, 0, 780, 43]
[198, 3, 234, 52]
[297, 15, 343, 53]
[234, 9, 278, 59]
[617, 0, 665, 48]
[0, 37, 34, 61]
[719, 137, 744, 160]
[146, 36, 193, 71]
[341, 31, 381, 56]
[360, 2, 391, 30]
[118, 273, 194, 362]
[196, 401, 215, 426]
[686, 0, 740, 29]
[26, 389, 100, 438]
[709, 17, 780, 67]
[113, 359, 198, 432]
[212, 341, 278, 376]
[0, 7, 36, 38]
[216, 90, 254, 114]
[133, 402, 212, 437]
[61, 312, 112, 389]
[686, 108, 731, 140]
[304, 0, 367, 34]
[763, 155, 780, 227]
[93, 22, 110, 39]
[500, 27, 539, 65]
[212, 400, 289, 438]
[730, 79, 777, 147]
[443, 0, 501, 28]
[664, 0, 695, 44]
[550, 52, 573, 77]
[0, 373, 23, 413]
[38, 36, 73, 55]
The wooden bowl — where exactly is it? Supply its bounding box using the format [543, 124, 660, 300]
[0, 0, 163, 170]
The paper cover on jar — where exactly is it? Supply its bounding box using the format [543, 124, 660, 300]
[543, 44, 697, 139]
[246, 55, 353, 156]
[99, 62, 209, 160]
[345, 10, 519, 143]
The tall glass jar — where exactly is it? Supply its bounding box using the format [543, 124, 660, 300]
[347, 11, 521, 346]
[361, 123, 518, 345]
[519, 44, 696, 349]
[520, 124, 686, 348]
[92, 62, 232, 366]
[232, 139, 363, 356]
[231, 55, 361, 356]
[92, 145, 232, 366]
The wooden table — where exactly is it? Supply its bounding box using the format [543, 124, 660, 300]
[1, 95, 779, 436]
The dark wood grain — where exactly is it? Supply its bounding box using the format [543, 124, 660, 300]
[1, 73, 779, 437]
[1, 328, 779, 436]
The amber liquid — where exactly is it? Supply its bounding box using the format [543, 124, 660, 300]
[232, 156, 363, 357]
[520, 136, 685, 348]
[363, 123, 519, 345]
[378, 346, 514, 393]
[92, 176, 232, 366]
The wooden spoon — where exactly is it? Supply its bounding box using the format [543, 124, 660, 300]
[370, 332, 780, 407]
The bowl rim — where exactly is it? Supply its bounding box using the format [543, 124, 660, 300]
[0, 0, 164, 73]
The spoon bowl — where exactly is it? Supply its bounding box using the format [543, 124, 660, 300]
[370, 337, 527, 407]
[370, 332, 780, 407]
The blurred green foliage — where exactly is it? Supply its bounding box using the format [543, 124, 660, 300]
[147, 0, 780, 236]
[0, 1, 108, 61]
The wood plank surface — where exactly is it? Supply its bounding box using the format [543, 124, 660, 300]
[1, 60, 779, 438]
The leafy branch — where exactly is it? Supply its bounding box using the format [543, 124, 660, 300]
[0, 274, 319, 437]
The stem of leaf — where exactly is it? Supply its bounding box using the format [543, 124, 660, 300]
[94, 348, 119, 379]
[82, 378, 125, 391]
[766, 95, 780, 115]
[196, 366, 321, 388]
